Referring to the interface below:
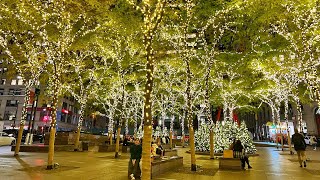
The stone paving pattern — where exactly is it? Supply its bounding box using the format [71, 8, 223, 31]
[0, 145, 320, 180]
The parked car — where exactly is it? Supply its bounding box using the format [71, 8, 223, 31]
[32, 134, 44, 142]
[3, 129, 28, 142]
[0, 132, 16, 146]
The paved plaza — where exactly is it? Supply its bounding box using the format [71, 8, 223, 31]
[0, 145, 320, 180]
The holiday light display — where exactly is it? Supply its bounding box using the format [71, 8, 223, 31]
[0, 0, 101, 169]
[126, 0, 167, 178]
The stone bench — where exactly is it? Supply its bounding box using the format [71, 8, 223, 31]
[164, 149, 178, 157]
[151, 156, 183, 178]
[219, 158, 242, 170]
[162, 144, 175, 150]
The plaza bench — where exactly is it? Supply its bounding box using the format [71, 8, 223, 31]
[164, 149, 178, 157]
[219, 157, 242, 170]
[218, 150, 242, 170]
[127, 156, 183, 179]
[151, 156, 183, 178]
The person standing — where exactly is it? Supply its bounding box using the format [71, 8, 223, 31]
[292, 128, 307, 167]
[129, 138, 142, 180]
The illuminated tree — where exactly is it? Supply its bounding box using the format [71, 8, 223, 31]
[64, 50, 106, 151]
[0, 0, 101, 169]
[0, 29, 47, 155]
[127, 0, 167, 179]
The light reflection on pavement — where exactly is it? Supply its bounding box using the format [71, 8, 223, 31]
[0, 145, 320, 180]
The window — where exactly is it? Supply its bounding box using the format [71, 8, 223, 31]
[14, 89, 21, 95]
[6, 100, 18, 107]
[0, 88, 4, 95]
[0, 68, 7, 74]
[18, 79, 23, 85]
[4, 110, 17, 120]
[0, 79, 6, 85]
[8, 89, 14, 95]
[11, 79, 17, 85]
[8, 89, 21, 95]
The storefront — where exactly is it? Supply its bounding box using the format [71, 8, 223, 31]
[266, 121, 295, 143]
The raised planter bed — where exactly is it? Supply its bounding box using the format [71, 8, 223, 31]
[11, 144, 75, 152]
[185, 150, 259, 157]
[151, 156, 183, 178]
[165, 149, 178, 157]
[98, 144, 122, 152]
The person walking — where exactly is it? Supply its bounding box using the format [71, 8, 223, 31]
[233, 139, 252, 169]
[310, 135, 317, 150]
[129, 138, 142, 180]
[292, 128, 307, 167]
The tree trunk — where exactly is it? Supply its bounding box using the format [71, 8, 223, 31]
[74, 104, 85, 151]
[182, 134, 185, 148]
[189, 126, 196, 171]
[284, 98, 293, 154]
[47, 82, 58, 170]
[186, 60, 196, 171]
[14, 88, 30, 156]
[140, 2, 166, 178]
[74, 127, 81, 151]
[109, 134, 113, 145]
[141, 124, 152, 180]
[210, 130, 214, 159]
[169, 131, 173, 149]
[141, 31, 154, 180]
[115, 126, 121, 158]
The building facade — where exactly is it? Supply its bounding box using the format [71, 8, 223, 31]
[0, 72, 80, 132]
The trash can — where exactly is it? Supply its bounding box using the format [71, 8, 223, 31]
[82, 141, 89, 151]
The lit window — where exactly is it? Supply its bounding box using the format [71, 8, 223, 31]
[11, 79, 17, 85]
[18, 79, 23, 85]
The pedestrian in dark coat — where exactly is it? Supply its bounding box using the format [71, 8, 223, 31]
[128, 138, 142, 180]
[233, 140, 252, 169]
[292, 128, 307, 167]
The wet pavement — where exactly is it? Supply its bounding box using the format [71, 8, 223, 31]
[0, 145, 320, 180]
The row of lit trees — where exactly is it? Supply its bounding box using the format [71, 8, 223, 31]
[1, 0, 320, 179]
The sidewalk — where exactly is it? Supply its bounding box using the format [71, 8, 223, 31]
[254, 141, 289, 148]
[1, 145, 320, 180]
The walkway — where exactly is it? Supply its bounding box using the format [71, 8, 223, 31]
[0, 145, 319, 180]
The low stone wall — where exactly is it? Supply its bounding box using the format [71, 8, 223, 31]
[44, 132, 110, 146]
[11, 145, 75, 152]
[151, 156, 183, 178]
[98, 144, 123, 152]
[165, 149, 178, 157]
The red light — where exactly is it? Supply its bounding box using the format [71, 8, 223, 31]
[43, 116, 50, 121]
[62, 109, 69, 114]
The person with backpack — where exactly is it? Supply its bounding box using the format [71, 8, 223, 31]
[292, 128, 307, 167]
